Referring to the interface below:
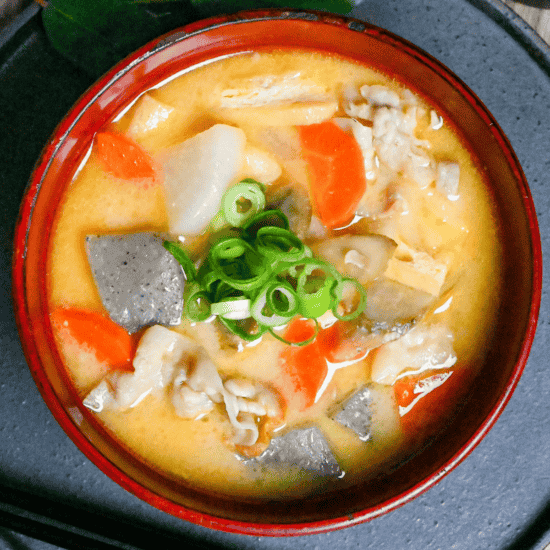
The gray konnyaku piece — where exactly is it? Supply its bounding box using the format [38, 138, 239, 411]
[85, 233, 185, 333]
[242, 426, 343, 477]
[333, 385, 373, 441]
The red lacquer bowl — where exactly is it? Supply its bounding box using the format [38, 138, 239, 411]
[12, 9, 542, 536]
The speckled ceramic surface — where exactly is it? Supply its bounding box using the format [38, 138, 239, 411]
[1, 1, 548, 549]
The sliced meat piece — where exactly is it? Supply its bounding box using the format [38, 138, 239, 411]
[241, 426, 343, 477]
[85, 233, 184, 333]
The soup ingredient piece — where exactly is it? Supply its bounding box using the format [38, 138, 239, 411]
[220, 74, 329, 108]
[384, 243, 448, 297]
[364, 278, 435, 324]
[221, 180, 266, 227]
[218, 102, 339, 127]
[265, 183, 312, 240]
[243, 145, 282, 183]
[333, 385, 374, 441]
[159, 124, 246, 235]
[51, 308, 135, 371]
[85, 233, 185, 333]
[211, 298, 251, 320]
[298, 121, 367, 229]
[311, 234, 397, 285]
[394, 371, 453, 415]
[126, 94, 174, 139]
[84, 325, 197, 411]
[278, 318, 329, 410]
[371, 324, 457, 385]
[361, 85, 401, 109]
[333, 117, 376, 179]
[318, 318, 412, 364]
[172, 384, 215, 419]
[394, 368, 467, 441]
[95, 131, 157, 182]
[436, 162, 460, 199]
[241, 426, 343, 478]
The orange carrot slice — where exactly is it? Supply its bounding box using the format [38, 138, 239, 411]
[95, 131, 157, 182]
[278, 318, 328, 411]
[393, 368, 468, 442]
[51, 308, 136, 371]
[298, 121, 367, 229]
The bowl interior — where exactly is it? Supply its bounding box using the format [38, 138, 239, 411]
[13, 11, 541, 535]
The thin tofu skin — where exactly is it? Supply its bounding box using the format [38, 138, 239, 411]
[47, 50, 503, 500]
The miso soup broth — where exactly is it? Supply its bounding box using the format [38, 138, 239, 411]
[47, 50, 503, 499]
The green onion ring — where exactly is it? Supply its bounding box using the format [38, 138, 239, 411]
[255, 226, 310, 266]
[268, 318, 320, 347]
[251, 281, 299, 327]
[184, 282, 212, 322]
[242, 209, 289, 240]
[221, 181, 266, 227]
[331, 277, 368, 321]
[211, 298, 251, 320]
[219, 316, 266, 342]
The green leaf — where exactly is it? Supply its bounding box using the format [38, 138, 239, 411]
[42, 0, 198, 77]
[190, 0, 354, 18]
[41, 0, 354, 77]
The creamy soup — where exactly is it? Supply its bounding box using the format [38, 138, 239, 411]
[47, 50, 502, 499]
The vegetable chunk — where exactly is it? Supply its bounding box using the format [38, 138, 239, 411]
[51, 308, 135, 372]
[298, 121, 367, 229]
[158, 124, 246, 235]
[85, 233, 185, 333]
[242, 426, 343, 477]
[96, 131, 157, 182]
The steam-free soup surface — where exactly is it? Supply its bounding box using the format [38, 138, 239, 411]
[48, 50, 502, 499]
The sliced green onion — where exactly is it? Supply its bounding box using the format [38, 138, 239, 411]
[209, 237, 271, 292]
[163, 204, 368, 344]
[209, 210, 227, 232]
[184, 282, 212, 322]
[242, 209, 289, 240]
[298, 277, 335, 318]
[268, 318, 320, 347]
[255, 226, 310, 267]
[219, 316, 266, 342]
[251, 281, 299, 327]
[211, 298, 251, 320]
[163, 241, 197, 281]
[222, 181, 266, 227]
[331, 277, 368, 321]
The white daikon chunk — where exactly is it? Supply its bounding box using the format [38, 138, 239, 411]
[159, 124, 246, 235]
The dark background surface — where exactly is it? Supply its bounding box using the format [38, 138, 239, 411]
[1, 1, 549, 549]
